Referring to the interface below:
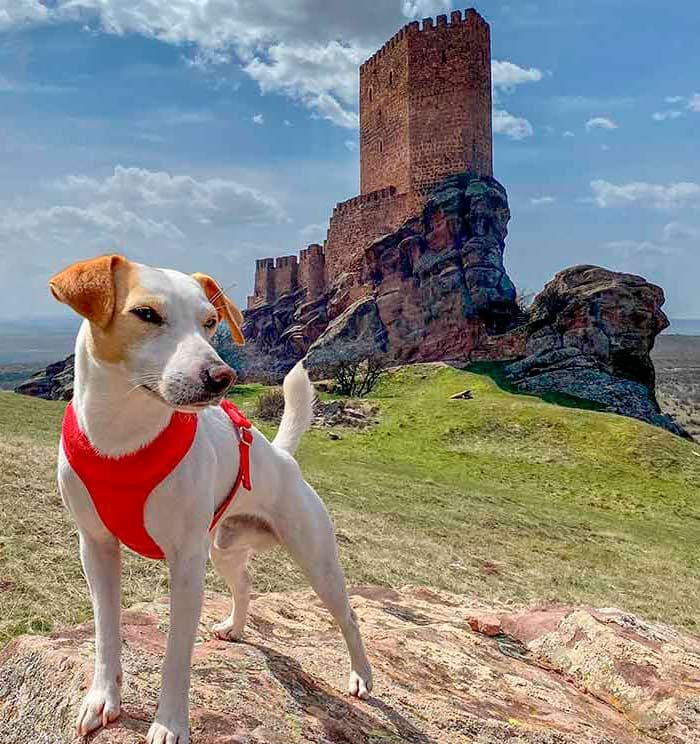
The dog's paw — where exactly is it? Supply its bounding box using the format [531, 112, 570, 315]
[147, 718, 189, 744]
[211, 617, 244, 642]
[348, 668, 373, 700]
[76, 683, 121, 735]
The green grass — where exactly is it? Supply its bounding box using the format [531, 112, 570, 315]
[1, 363, 699, 646]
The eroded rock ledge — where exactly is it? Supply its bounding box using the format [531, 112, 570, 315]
[1, 586, 698, 743]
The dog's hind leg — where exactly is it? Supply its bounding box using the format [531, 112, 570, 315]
[276, 482, 373, 699]
[210, 516, 278, 641]
[210, 546, 251, 641]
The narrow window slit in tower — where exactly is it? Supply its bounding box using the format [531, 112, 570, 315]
[441, 50, 447, 63]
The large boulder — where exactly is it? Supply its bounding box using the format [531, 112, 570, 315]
[526, 265, 669, 389]
[14, 354, 74, 400]
[503, 266, 688, 437]
[1, 587, 699, 743]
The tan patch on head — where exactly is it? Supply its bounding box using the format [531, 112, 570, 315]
[88, 261, 162, 364]
[192, 273, 245, 345]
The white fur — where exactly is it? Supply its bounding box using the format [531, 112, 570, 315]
[58, 263, 372, 744]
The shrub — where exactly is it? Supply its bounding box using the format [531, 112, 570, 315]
[255, 387, 286, 421]
[330, 355, 388, 397]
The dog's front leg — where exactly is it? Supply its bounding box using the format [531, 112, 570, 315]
[77, 531, 122, 736]
[147, 547, 207, 744]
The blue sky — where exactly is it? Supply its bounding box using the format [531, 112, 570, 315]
[0, 0, 698, 322]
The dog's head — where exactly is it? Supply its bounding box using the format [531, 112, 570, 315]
[49, 255, 245, 411]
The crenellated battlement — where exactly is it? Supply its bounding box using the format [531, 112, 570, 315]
[333, 187, 398, 215]
[275, 255, 298, 269]
[249, 244, 327, 308]
[360, 9, 486, 72]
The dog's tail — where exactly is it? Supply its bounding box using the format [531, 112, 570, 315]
[272, 361, 315, 455]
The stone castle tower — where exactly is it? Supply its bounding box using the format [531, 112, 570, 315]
[360, 9, 492, 197]
[248, 8, 493, 309]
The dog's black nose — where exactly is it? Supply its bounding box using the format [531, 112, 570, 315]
[202, 364, 236, 395]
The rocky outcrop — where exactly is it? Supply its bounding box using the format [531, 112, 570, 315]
[238, 173, 520, 376]
[501, 266, 689, 437]
[14, 354, 74, 400]
[1, 586, 699, 743]
[525, 265, 669, 389]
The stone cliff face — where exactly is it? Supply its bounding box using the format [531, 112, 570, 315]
[243, 173, 520, 371]
[2, 587, 699, 743]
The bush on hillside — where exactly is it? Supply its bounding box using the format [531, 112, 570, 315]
[255, 387, 286, 421]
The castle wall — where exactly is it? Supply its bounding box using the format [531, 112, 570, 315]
[406, 10, 493, 197]
[324, 188, 411, 279]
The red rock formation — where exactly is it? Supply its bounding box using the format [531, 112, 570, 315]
[2, 587, 699, 743]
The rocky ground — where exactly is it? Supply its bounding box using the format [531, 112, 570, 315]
[1, 586, 699, 744]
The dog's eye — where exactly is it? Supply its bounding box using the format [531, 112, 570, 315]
[203, 317, 218, 330]
[130, 307, 164, 325]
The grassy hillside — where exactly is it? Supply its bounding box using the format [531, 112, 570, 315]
[1, 363, 699, 646]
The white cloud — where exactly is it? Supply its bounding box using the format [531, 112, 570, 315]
[652, 93, 700, 122]
[298, 223, 326, 245]
[245, 41, 363, 128]
[590, 179, 700, 210]
[530, 196, 556, 205]
[344, 139, 358, 152]
[563, 130, 575, 137]
[663, 222, 700, 241]
[652, 110, 682, 121]
[493, 109, 534, 140]
[401, 0, 449, 16]
[0, 0, 49, 30]
[585, 116, 618, 131]
[607, 239, 679, 258]
[492, 60, 543, 91]
[252, 113, 264, 125]
[55, 166, 284, 225]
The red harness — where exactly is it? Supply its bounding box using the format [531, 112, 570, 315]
[61, 399, 253, 560]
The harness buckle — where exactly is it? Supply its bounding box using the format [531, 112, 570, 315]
[240, 427, 253, 446]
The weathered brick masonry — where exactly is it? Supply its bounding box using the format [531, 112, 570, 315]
[248, 8, 493, 309]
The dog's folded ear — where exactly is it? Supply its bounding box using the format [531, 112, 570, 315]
[49, 255, 126, 329]
[192, 273, 245, 345]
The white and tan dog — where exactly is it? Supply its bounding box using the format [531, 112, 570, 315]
[50, 255, 372, 744]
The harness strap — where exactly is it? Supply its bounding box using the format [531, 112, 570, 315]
[210, 400, 253, 531]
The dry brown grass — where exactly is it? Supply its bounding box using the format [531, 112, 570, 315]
[2, 360, 700, 645]
[653, 335, 700, 438]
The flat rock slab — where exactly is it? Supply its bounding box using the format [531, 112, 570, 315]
[1, 586, 699, 743]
